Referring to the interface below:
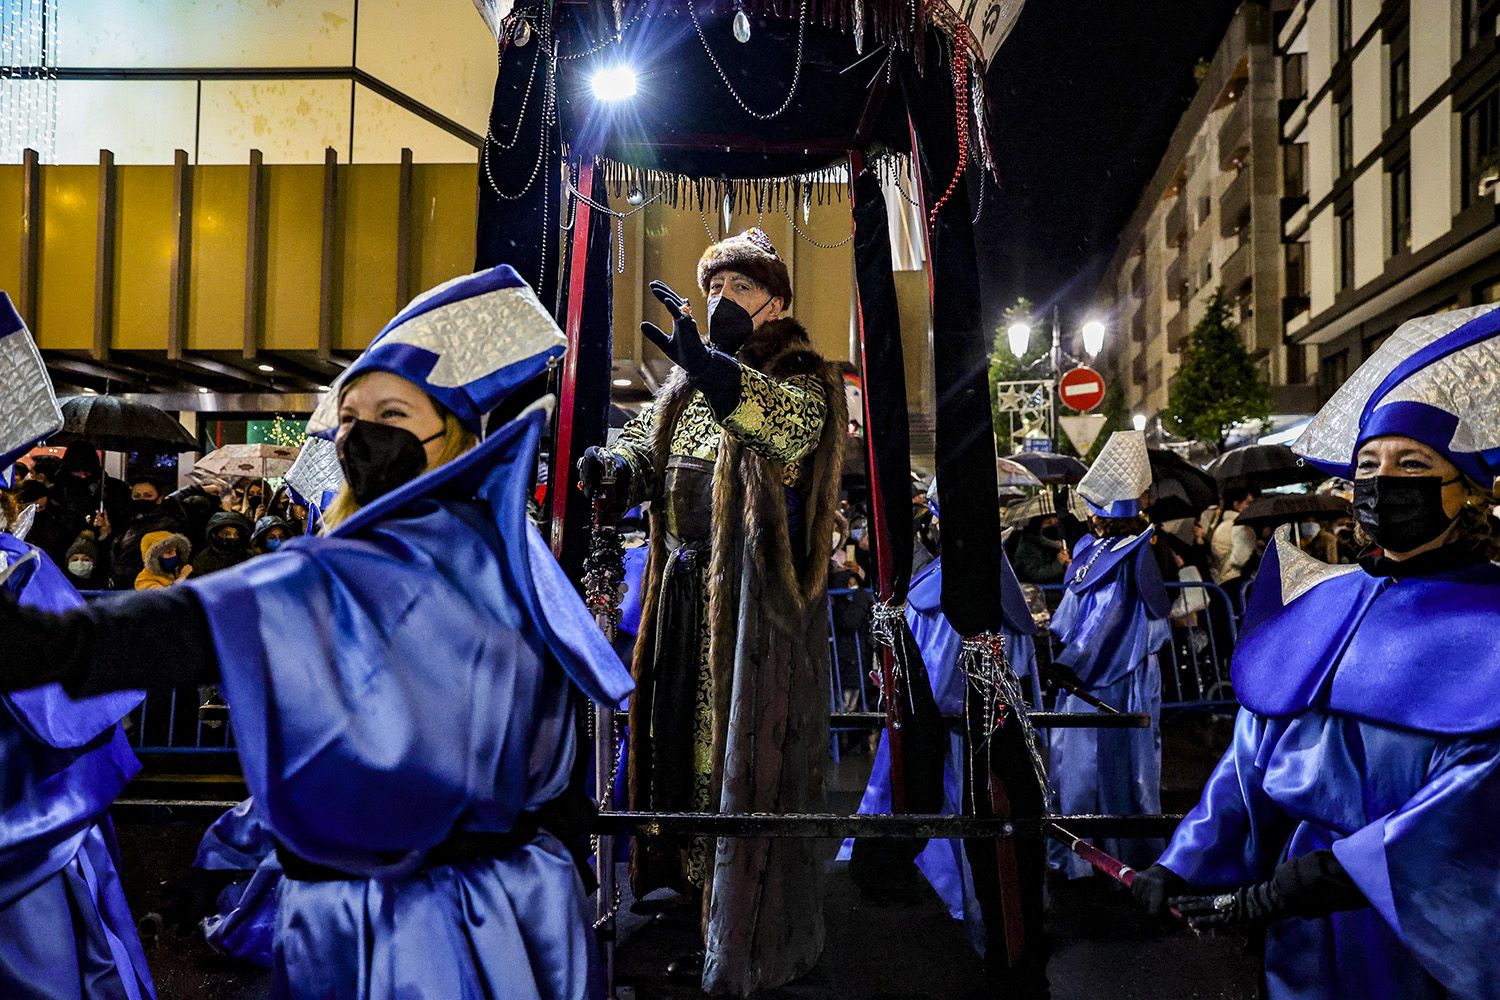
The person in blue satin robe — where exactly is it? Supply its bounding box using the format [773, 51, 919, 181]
[191, 798, 280, 969]
[0, 532, 154, 1000]
[1133, 304, 1500, 1000]
[0, 266, 635, 1000]
[837, 551, 1041, 955]
[1049, 430, 1171, 877]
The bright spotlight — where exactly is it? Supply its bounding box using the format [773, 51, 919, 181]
[1081, 320, 1106, 357]
[1132, 413, 1148, 433]
[591, 65, 638, 102]
[1007, 321, 1032, 360]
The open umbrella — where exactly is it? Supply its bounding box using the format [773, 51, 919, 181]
[996, 457, 1044, 488]
[1002, 488, 1091, 528]
[55, 395, 199, 453]
[1002, 451, 1088, 484]
[194, 443, 301, 481]
[1148, 448, 1216, 512]
[1208, 443, 1324, 491]
[1236, 493, 1351, 530]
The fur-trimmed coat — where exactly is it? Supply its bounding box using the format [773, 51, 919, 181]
[616, 317, 846, 997]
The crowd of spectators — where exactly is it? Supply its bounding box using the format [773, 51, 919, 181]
[5, 442, 304, 593]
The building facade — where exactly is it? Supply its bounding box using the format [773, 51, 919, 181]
[1094, 2, 1317, 427]
[1279, 0, 1500, 396]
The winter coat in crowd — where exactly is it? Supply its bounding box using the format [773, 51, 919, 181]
[1011, 521, 1069, 586]
[110, 499, 190, 591]
[191, 512, 253, 577]
[52, 442, 130, 538]
[12, 480, 74, 568]
[250, 516, 293, 555]
[62, 531, 111, 591]
[135, 531, 193, 590]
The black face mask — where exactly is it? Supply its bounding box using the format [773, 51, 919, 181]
[1352, 474, 1460, 553]
[336, 420, 443, 506]
[706, 295, 771, 354]
[129, 498, 159, 520]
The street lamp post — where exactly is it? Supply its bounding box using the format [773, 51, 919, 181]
[1007, 306, 1108, 450]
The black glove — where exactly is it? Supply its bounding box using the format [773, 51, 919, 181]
[1170, 849, 1366, 930]
[1131, 863, 1189, 917]
[1045, 661, 1085, 694]
[576, 446, 629, 501]
[642, 280, 742, 418]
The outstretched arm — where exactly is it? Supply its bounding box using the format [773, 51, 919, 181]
[0, 586, 219, 696]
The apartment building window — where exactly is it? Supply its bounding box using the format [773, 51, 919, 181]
[1389, 157, 1411, 256]
[1285, 241, 1309, 299]
[1200, 258, 1213, 286]
[1462, 87, 1500, 206]
[1197, 195, 1212, 225]
[1337, 95, 1354, 175]
[1283, 143, 1307, 199]
[1388, 26, 1410, 124]
[1321, 349, 1350, 395]
[1287, 344, 1308, 385]
[1336, 0, 1353, 55]
[1337, 202, 1356, 293]
[1464, 0, 1500, 52]
[1282, 52, 1307, 102]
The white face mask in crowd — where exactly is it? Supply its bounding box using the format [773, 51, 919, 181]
[1297, 521, 1320, 540]
[68, 559, 94, 578]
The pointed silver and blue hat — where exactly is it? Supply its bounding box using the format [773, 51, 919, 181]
[307, 265, 565, 439]
[1077, 430, 1151, 517]
[1293, 303, 1500, 486]
[0, 292, 63, 472]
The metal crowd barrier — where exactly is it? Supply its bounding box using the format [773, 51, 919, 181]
[1034, 580, 1239, 711]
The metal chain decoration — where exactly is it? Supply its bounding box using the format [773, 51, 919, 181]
[563, 168, 664, 274]
[959, 632, 1051, 804]
[868, 600, 913, 728]
[784, 204, 857, 250]
[689, 0, 810, 121]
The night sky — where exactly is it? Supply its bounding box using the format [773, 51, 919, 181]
[977, 0, 1244, 335]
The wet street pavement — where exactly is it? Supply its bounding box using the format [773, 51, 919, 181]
[113, 715, 1256, 999]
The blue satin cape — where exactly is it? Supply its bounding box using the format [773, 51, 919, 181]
[1047, 529, 1170, 876]
[185, 410, 635, 1000]
[0, 534, 153, 1000]
[837, 555, 1040, 955]
[194, 798, 280, 969]
[1158, 540, 1500, 999]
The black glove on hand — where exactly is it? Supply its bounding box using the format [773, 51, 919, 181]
[577, 446, 629, 500]
[1131, 863, 1189, 917]
[641, 280, 711, 376]
[1045, 662, 1085, 694]
[1170, 849, 1366, 930]
[642, 280, 743, 418]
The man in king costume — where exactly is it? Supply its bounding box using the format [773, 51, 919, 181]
[579, 228, 846, 996]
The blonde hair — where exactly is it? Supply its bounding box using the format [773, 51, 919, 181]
[320, 383, 478, 531]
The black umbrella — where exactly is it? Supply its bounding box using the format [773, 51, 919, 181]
[1002, 451, 1088, 484]
[1236, 493, 1351, 529]
[55, 395, 199, 453]
[1148, 448, 1217, 513]
[1208, 444, 1324, 491]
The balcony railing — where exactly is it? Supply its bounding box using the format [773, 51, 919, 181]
[1219, 96, 1252, 170]
[1222, 242, 1252, 293]
[1165, 198, 1187, 248]
[1220, 166, 1252, 238]
[1165, 251, 1187, 300]
[1167, 307, 1188, 352]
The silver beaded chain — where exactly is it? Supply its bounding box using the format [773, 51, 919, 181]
[785, 204, 855, 250]
[485, 38, 542, 153]
[689, 0, 809, 121]
[563, 171, 664, 274]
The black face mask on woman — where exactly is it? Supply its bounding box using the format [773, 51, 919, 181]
[1352, 474, 1461, 552]
[706, 295, 771, 354]
[336, 420, 443, 506]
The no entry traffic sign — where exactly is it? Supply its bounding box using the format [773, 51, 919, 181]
[1059, 366, 1106, 413]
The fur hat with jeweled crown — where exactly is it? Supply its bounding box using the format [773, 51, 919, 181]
[696, 227, 793, 309]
